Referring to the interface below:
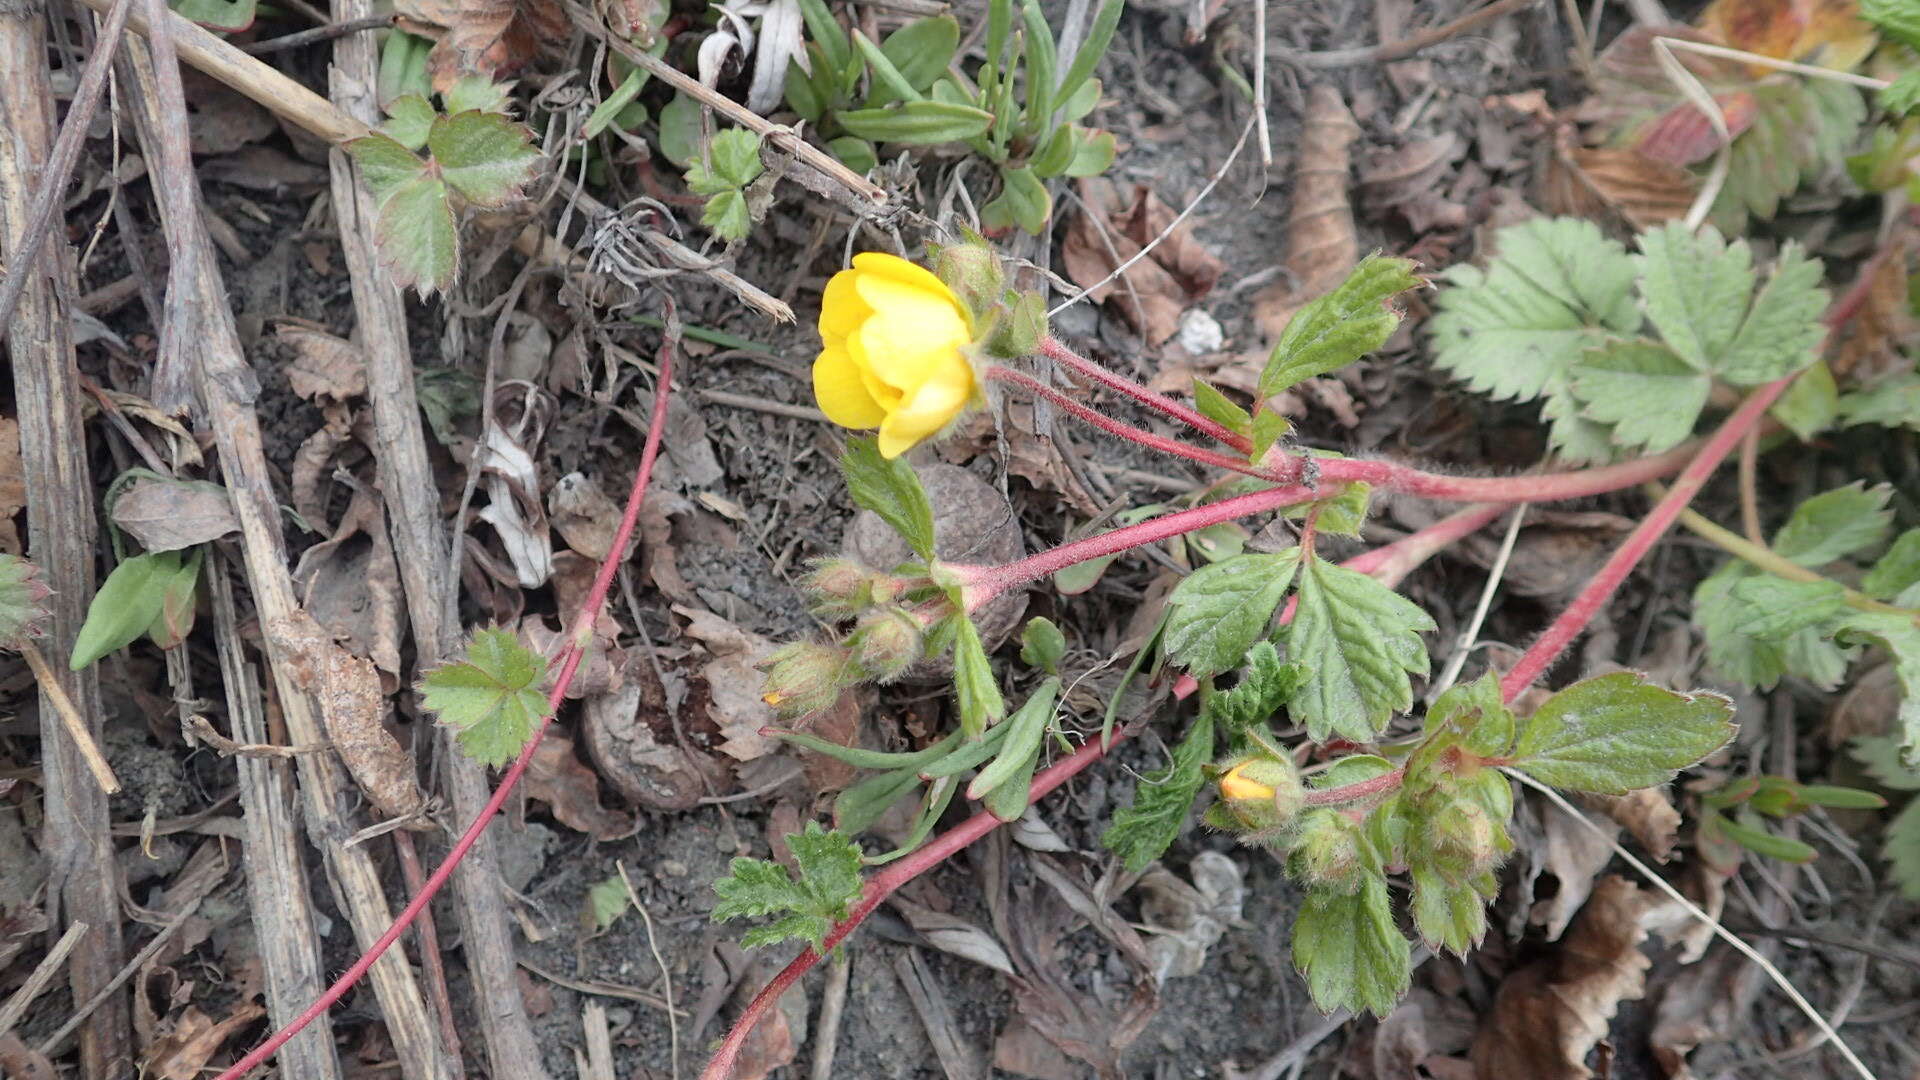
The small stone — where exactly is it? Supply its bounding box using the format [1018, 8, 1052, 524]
[1176, 308, 1224, 354]
[658, 858, 688, 878]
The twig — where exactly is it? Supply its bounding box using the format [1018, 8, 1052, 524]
[35, 901, 198, 1058]
[0, 0, 134, 333]
[0, 922, 88, 1037]
[1654, 36, 1889, 90]
[700, 388, 830, 422]
[1508, 772, 1878, 1080]
[1268, 0, 1536, 69]
[18, 641, 120, 793]
[240, 13, 390, 53]
[1737, 426, 1762, 546]
[516, 961, 683, 1014]
[808, 949, 852, 1080]
[1426, 505, 1525, 702]
[617, 863, 680, 1080]
[1252, 0, 1270, 167]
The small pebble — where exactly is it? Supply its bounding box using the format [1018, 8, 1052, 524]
[659, 858, 688, 878]
[1176, 308, 1223, 354]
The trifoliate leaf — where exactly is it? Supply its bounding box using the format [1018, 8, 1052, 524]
[708, 127, 766, 188]
[373, 172, 458, 297]
[428, 110, 542, 208]
[1772, 482, 1894, 567]
[1292, 875, 1412, 1018]
[419, 627, 550, 767]
[840, 437, 937, 561]
[1717, 242, 1827, 386]
[1162, 550, 1302, 679]
[1207, 640, 1308, 738]
[1633, 222, 1754, 372]
[586, 875, 629, 932]
[1510, 672, 1735, 794]
[1101, 712, 1213, 872]
[1285, 555, 1435, 743]
[344, 131, 429, 203]
[1864, 530, 1920, 601]
[1258, 254, 1422, 401]
[1835, 611, 1920, 763]
[712, 821, 863, 953]
[381, 94, 437, 150]
[1568, 338, 1710, 453]
[70, 550, 178, 669]
[1839, 372, 1920, 430]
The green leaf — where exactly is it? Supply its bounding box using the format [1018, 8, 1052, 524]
[880, 15, 959, 94]
[1864, 530, 1920, 601]
[586, 875, 630, 932]
[712, 821, 863, 953]
[1162, 550, 1302, 679]
[1850, 734, 1920, 791]
[837, 100, 995, 143]
[1102, 712, 1212, 872]
[1510, 672, 1734, 794]
[70, 551, 178, 669]
[701, 190, 752, 241]
[1020, 616, 1067, 671]
[1725, 576, 1850, 640]
[1772, 482, 1894, 567]
[373, 172, 458, 296]
[381, 94, 437, 150]
[1286, 555, 1436, 743]
[378, 30, 433, 106]
[1292, 876, 1411, 1018]
[968, 678, 1057, 801]
[1259, 255, 1421, 401]
[951, 617, 1006, 735]
[345, 132, 429, 204]
[834, 767, 925, 834]
[1191, 379, 1252, 438]
[428, 110, 542, 207]
[839, 437, 937, 560]
[1717, 242, 1827, 386]
[442, 75, 510, 115]
[784, 56, 828, 125]
[656, 92, 702, 169]
[1633, 223, 1754, 372]
[1885, 801, 1920, 899]
[1019, 0, 1057, 129]
[589, 67, 654, 136]
[170, 0, 254, 32]
[1028, 123, 1076, 177]
[797, 0, 851, 74]
[1061, 127, 1116, 177]
[1409, 866, 1487, 954]
[707, 128, 765, 188]
[145, 546, 203, 649]
[1567, 338, 1710, 454]
[1052, 0, 1123, 111]
[1770, 360, 1838, 441]
[982, 164, 1050, 234]
[826, 136, 877, 174]
[1430, 671, 1514, 758]
[851, 28, 924, 103]
[1882, 68, 1920, 117]
[1835, 610, 1920, 763]
[1716, 811, 1817, 863]
[1839, 372, 1920, 430]
[1059, 77, 1101, 123]
[1864, 0, 1920, 53]
[1206, 640, 1308, 738]
[418, 627, 551, 767]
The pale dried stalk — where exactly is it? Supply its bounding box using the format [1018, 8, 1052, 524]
[16, 642, 119, 793]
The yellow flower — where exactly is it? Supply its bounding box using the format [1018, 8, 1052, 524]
[1219, 761, 1277, 803]
[813, 252, 979, 459]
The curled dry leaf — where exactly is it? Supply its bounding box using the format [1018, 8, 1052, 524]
[275, 323, 367, 400]
[270, 610, 425, 821]
[1471, 876, 1658, 1080]
[140, 1001, 267, 1080]
[889, 895, 1017, 976]
[1134, 850, 1244, 983]
[474, 383, 554, 588]
[520, 615, 620, 699]
[1515, 797, 1619, 941]
[110, 477, 240, 553]
[547, 471, 623, 561]
[1358, 131, 1467, 233]
[290, 407, 352, 536]
[676, 605, 781, 761]
[291, 486, 406, 677]
[525, 731, 636, 840]
[582, 649, 728, 810]
[1374, 988, 1478, 1080]
[1545, 144, 1695, 231]
[0, 1034, 55, 1080]
[396, 0, 566, 89]
[1060, 178, 1224, 345]
[1830, 237, 1917, 382]
[1577, 788, 1682, 862]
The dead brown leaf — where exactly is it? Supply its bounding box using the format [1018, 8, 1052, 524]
[275, 323, 367, 401]
[141, 1001, 266, 1080]
[0, 1034, 56, 1080]
[398, 0, 566, 89]
[292, 486, 406, 677]
[1632, 92, 1757, 168]
[547, 471, 623, 561]
[678, 606, 782, 761]
[1251, 84, 1360, 346]
[1060, 178, 1222, 345]
[1517, 798, 1619, 941]
[994, 1014, 1080, 1080]
[1359, 131, 1467, 232]
[110, 476, 240, 553]
[525, 731, 636, 840]
[582, 650, 728, 810]
[1545, 145, 1696, 231]
[1471, 876, 1657, 1080]
[797, 689, 861, 795]
[520, 615, 620, 699]
[270, 609, 424, 822]
[1375, 988, 1478, 1080]
[1578, 788, 1682, 862]
[290, 408, 352, 536]
[183, 70, 275, 155]
[1831, 239, 1917, 382]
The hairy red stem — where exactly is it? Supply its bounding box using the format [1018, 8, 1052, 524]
[1040, 335, 1242, 447]
[700, 726, 1127, 1080]
[1344, 503, 1506, 587]
[215, 328, 680, 1080]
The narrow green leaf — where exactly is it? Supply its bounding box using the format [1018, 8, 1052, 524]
[1019, 0, 1056, 129]
[1292, 876, 1412, 1018]
[1510, 671, 1735, 794]
[1191, 379, 1252, 438]
[1162, 550, 1302, 679]
[880, 15, 959, 93]
[852, 28, 924, 103]
[1717, 811, 1818, 863]
[1102, 712, 1212, 872]
[428, 110, 542, 207]
[784, 56, 827, 124]
[1793, 784, 1887, 810]
[837, 101, 995, 143]
[418, 627, 551, 767]
[839, 437, 937, 560]
[772, 728, 960, 771]
[1051, 0, 1122, 110]
[1259, 254, 1421, 401]
[170, 0, 255, 32]
[797, 0, 851, 74]
[951, 617, 1006, 735]
[968, 678, 1058, 800]
[827, 136, 877, 174]
[1286, 555, 1436, 743]
[834, 767, 925, 834]
[865, 776, 958, 864]
[1058, 76, 1101, 123]
[1028, 123, 1076, 177]
[71, 551, 178, 669]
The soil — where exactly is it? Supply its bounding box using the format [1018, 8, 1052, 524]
[4, 0, 1918, 1078]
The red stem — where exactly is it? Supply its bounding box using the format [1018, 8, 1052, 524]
[215, 324, 680, 1080]
[1040, 335, 1243, 448]
[700, 725, 1127, 1080]
[984, 365, 1279, 480]
[1301, 766, 1405, 806]
[1344, 503, 1506, 587]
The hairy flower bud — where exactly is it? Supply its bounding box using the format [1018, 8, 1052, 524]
[1213, 754, 1304, 835]
[803, 557, 876, 618]
[1422, 800, 1499, 884]
[850, 607, 924, 683]
[932, 234, 1006, 319]
[1291, 809, 1368, 893]
[759, 641, 856, 718]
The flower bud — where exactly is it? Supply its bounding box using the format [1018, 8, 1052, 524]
[850, 607, 924, 683]
[1291, 809, 1368, 893]
[803, 557, 877, 619]
[932, 234, 1006, 321]
[981, 288, 1047, 360]
[1422, 800, 1499, 884]
[1214, 754, 1303, 834]
[759, 641, 855, 717]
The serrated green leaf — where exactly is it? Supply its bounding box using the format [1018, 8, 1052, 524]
[345, 131, 429, 204]
[378, 29, 433, 106]
[1771, 360, 1838, 441]
[1259, 255, 1421, 401]
[1850, 734, 1920, 791]
[701, 190, 752, 241]
[1634, 223, 1753, 373]
[1725, 576, 1851, 640]
[1839, 372, 1920, 430]
[1885, 801, 1920, 899]
[713, 821, 863, 953]
[1162, 550, 1302, 679]
[1207, 640, 1307, 737]
[1717, 242, 1827, 386]
[1865, 529, 1920, 601]
[374, 172, 458, 296]
[382, 94, 436, 150]
[1430, 671, 1514, 758]
[1409, 865, 1486, 954]
[1567, 338, 1711, 454]
[708, 128, 765, 188]
[419, 627, 551, 767]
[837, 101, 993, 143]
[1292, 876, 1411, 1017]
[1882, 68, 1920, 116]
[1835, 610, 1920, 763]
[586, 875, 629, 932]
[428, 110, 541, 207]
[1772, 482, 1894, 567]
[840, 437, 936, 560]
[880, 15, 959, 95]
[1286, 555, 1435, 743]
[70, 551, 178, 669]
[1020, 616, 1066, 671]
[1102, 713, 1212, 872]
[1510, 672, 1734, 794]
[442, 75, 509, 115]
[1865, 0, 1920, 52]
[951, 616, 1005, 735]
[1695, 561, 1855, 690]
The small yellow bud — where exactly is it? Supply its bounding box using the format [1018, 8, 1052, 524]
[758, 641, 855, 717]
[1215, 754, 1303, 833]
[850, 607, 924, 683]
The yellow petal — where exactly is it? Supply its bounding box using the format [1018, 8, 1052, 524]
[849, 279, 971, 396]
[818, 266, 871, 348]
[1220, 764, 1276, 802]
[851, 251, 959, 305]
[813, 344, 887, 429]
[877, 358, 972, 458]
